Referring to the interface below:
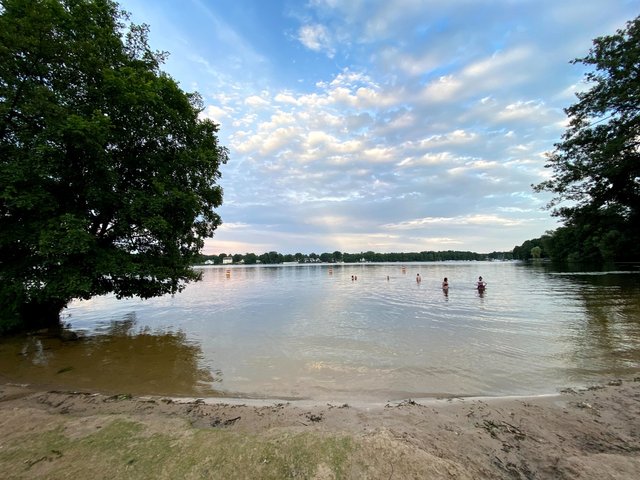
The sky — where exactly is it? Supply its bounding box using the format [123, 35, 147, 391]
[118, 0, 638, 255]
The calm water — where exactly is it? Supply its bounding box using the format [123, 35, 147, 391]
[1, 262, 639, 402]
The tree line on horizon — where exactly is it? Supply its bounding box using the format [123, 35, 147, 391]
[195, 250, 513, 265]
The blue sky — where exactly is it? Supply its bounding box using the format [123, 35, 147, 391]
[119, 0, 638, 255]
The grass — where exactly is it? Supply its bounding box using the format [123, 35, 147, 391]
[0, 416, 356, 479]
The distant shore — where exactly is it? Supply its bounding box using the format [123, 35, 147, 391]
[2, 374, 639, 479]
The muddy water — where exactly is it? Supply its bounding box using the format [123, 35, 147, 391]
[0, 319, 219, 397]
[1, 262, 639, 401]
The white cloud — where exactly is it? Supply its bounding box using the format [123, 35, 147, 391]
[397, 152, 456, 167]
[244, 95, 270, 107]
[497, 100, 548, 121]
[418, 130, 478, 148]
[463, 46, 532, 81]
[126, 0, 637, 254]
[419, 75, 464, 103]
[298, 24, 335, 57]
[275, 93, 301, 105]
[200, 104, 230, 122]
[383, 214, 526, 231]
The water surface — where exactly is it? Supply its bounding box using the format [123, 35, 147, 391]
[1, 262, 639, 401]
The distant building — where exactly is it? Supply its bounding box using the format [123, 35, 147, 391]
[222, 257, 233, 264]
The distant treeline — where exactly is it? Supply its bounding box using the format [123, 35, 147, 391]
[194, 250, 513, 265]
[512, 225, 640, 263]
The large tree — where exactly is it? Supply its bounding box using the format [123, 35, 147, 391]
[0, 0, 228, 332]
[534, 15, 640, 261]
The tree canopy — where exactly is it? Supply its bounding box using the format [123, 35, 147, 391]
[533, 15, 640, 262]
[0, 0, 228, 332]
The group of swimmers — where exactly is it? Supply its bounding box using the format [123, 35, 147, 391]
[360, 272, 488, 291]
[416, 274, 487, 291]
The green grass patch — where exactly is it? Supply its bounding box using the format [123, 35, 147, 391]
[0, 417, 356, 479]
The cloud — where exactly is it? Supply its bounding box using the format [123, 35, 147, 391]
[200, 104, 230, 122]
[122, 0, 637, 254]
[223, 54, 564, 252]
[298, 24, 335, 57]
[416, 46, 536, 105]
[244, 95, 270, 107]
[383, 214, 527, 231]
[397, 152, 456, 167]
[274, 92, 301, 105]
[496, 100, 548, 121]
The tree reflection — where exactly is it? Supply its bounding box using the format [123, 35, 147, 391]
[562, 272, 640, 374]
[0, 315, 222, 397]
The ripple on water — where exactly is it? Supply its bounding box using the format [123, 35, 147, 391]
[3, 262, 639, 400]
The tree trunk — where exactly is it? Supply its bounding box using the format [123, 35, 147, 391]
[20, 299, 66, 331]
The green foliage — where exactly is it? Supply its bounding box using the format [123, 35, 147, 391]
[538, 207, 638, 263]
[533, 15, 640, 262]
[512, 237, 548, 260]
[0, 0, 227, 332]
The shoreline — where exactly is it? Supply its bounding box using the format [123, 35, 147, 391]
[143, 391, 566, 409]
[0, 376, 570, 409]
[0, 369, 571, 407]
[2, 374, 639, 479]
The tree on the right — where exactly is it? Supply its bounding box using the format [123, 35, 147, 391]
[534, 15, 640, 262]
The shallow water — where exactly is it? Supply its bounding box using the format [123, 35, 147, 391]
[1, 262, 639, 401]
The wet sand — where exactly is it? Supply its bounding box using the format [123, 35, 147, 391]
[1, 375, 639, 479]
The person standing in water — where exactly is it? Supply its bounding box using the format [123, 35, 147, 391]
[442, 277, 449, 289]
[477, 276, 486, 290]
[416, 273, 422, 284]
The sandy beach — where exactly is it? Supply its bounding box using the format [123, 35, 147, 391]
[1, 375, 639, 479]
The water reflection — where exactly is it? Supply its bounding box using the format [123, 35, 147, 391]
[0, 316, 220, 397]
[549, 270, 640, 377]
[2, 262, 639, 400]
